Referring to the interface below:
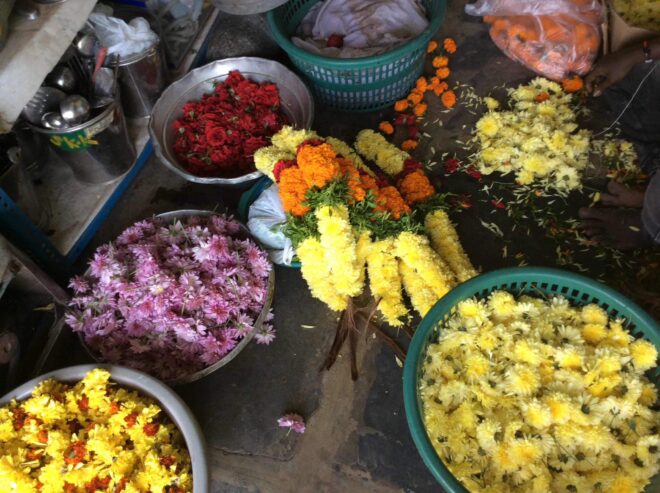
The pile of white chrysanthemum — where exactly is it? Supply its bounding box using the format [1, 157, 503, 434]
[420, 290, 659, 493]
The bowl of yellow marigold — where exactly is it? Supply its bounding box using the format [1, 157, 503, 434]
[403, 267, 660, 493]
[0, 365, 208, 493]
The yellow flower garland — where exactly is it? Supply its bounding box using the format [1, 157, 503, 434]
[399, 261, 438, 317]
[253, 147, 295, 181]
[366, 238, 407, 326]
[354, 129, 409, 175]
[316, 205, 363, 299]
[424, 210, 478, 283]
[297, 236, 348, 311]
[271, 127, 319, 154]
[325, 137, 374, 176]
[355, 230, 372, 287]
[395, 232, 455, 300]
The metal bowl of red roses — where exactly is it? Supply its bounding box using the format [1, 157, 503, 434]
[150, 57, 315, 186]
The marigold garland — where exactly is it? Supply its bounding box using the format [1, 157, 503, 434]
[376, 186, 411, 219]
[325, 136, 373, 175]
[425, 210, 479, 282]
[297, 143, 340, 188]
[254, 147, 295, 181]
[395, 232, 455, 300]
[297, 236, 348, 311]
[316, 205, 363, 298]
[279, 166, 310, 217]
[366, 238, 407, 326]
[355, 231, 372, 287]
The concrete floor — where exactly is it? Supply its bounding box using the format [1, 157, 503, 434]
[56, 2, 657, 492]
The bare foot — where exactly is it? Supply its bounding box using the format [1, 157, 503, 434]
[599, 181, 645, 208]
[578, 207, 651, 251]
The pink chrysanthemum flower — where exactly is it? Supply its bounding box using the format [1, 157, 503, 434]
[254, 323, 276, 345]
[277, 414, 306, 434]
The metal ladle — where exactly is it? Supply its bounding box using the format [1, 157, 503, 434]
[41, 112, 69, 130]
[60, 95, 90, 125]
[48, 65, 77, 93]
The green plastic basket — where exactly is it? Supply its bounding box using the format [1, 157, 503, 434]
[403, 267, 660, 493]
[266, 0, 447, 111]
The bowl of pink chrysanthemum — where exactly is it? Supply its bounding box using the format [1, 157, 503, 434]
[66, 210, 275, 384]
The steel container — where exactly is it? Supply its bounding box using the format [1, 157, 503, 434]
[0, 364, 210, 493]
[149, 57, 314, 187]
[112, 42, 166, 118]
[31, 101, 135, 184]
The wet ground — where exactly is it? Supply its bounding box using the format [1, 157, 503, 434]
[51, 1, 659, 492]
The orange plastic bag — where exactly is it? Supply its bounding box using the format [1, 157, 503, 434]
[466, 0, 604, 80]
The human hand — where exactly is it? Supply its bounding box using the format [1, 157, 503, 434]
[585, 48, 641, 96]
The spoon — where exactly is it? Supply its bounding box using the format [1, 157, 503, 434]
[48, 65, 77, 93]
[74, 33, 98, 59]
[60, 95, 90, 125]
[41, 112, 69, 130]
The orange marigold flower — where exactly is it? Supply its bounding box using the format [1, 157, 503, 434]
[408, 89, 424, 105]
[394, 99, 409, 112]
[377, 186, 411, 219]
[436, 67, 450, 80]
[416, 77, 429, 92]
[338, 158, 366, 202]
[430, 76, 440, 88]
[562, 75, 584, 93]
[444, 37, 457, 54]
[360, 173, 380, 194]
[441, 89, 457, 108]
[535, 92, 550, 103]
[401, 139, 418, 151]
[64, 441, 87, 465]
[433, 81, 448, 96]
[432, 56, 449, 68]
[413, 103, 428, 117]
[427, 40, 438, 53]
[297, 143, 339, 188]
[279, 166, 311, 217]
[378, 121, 394, 135]
[399, 169, 435, 205]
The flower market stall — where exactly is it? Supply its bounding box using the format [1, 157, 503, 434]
[0, 0, 658, 492]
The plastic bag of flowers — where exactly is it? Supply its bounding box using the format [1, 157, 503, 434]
[0, 368, 192, 492]
[66, 214, 275, 382]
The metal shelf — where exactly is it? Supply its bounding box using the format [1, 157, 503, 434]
[0, 0, 98, 133]
[0, 6, 220, 281]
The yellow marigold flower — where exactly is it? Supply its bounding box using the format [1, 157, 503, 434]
[424, 210, 477, 283]
[270, 126, 319, 153]
[395, 232, 455, 300]
[582, 323, 608, 345]
[581, 304, 609, 325]
[297, 237, 348, 311]
[399, 260, 437, 317]
[366, 238, 407, 326]
[629, 339, 658, 372]
[253, 146, 295, 181]
[354, 129, 409, 175]
[476, 114, 500, 137]
[316, 205, 363, 299]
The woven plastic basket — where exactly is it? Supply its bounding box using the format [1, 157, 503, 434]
[403, 267, 660, 493]
[266, 0, 447, 111]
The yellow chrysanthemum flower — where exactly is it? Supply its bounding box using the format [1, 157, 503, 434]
[582, 323, 608, 344]
[629, 339, 658, 372]
[297, 236, 348, 311]
[582, 304, 609, 325]
[366, 238, 407, 326]
[270, 126, 319, 153]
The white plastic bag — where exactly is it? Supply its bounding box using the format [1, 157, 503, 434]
[247, 184, 295, 266]
[87, 14, 159, 58]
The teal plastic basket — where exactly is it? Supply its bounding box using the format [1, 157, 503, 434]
[266, 0, 447, 111]
[403, 267, 660, 493]
[237, 175, 301, 268]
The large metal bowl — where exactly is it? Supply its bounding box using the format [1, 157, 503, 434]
[78, 210, 275, 386]
[0, 364, 209, 493]
[149, 57, 315, 186]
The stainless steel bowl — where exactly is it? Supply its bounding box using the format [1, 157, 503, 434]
[78, 210, 275, 386]
[149, 57, 314, 187]
[0, 364, 209, 493]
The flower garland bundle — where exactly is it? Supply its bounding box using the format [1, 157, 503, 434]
[471, 77, 591, 191]
[316, 205, 362, 299]
[254, 126, 477, 327]
[0, 369, 192, 492]
[66, 215, 274, 381]
[425, 210, 478, 283]
[420, 292, 659, 493]
[173, 70, 286, 178]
